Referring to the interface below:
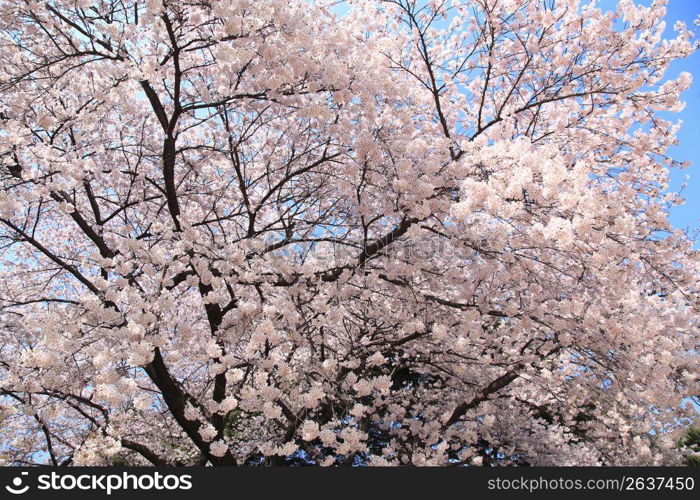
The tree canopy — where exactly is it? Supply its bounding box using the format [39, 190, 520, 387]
[0, 0, 697, 466]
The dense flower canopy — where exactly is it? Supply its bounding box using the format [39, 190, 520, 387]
[0, 0, 698, 466]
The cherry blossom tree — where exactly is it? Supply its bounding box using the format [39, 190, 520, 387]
[0, 0, 697, 466]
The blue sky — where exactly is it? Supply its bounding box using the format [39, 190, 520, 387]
[656, 0, 699, 237]
[597, 0, 700, 238]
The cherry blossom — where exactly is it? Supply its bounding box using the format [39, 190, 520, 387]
[0, 0, 698, 466]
